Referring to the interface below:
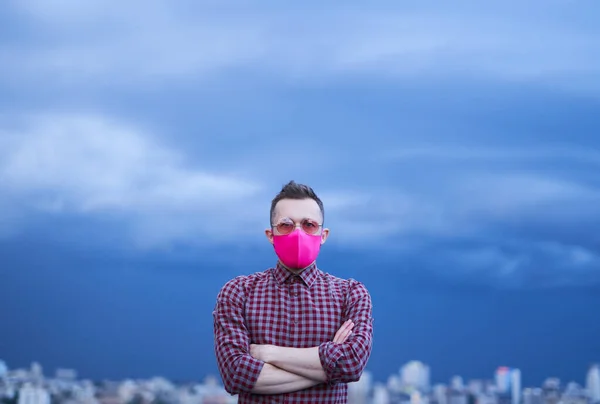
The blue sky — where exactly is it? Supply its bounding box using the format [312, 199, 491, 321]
[1, 0, 600, 388]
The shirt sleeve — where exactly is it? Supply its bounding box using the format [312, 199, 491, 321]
[318, 280, 374, 383]
[213, 277, 265, 394]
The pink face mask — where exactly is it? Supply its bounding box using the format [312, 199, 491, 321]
[273, 229, 322, 269]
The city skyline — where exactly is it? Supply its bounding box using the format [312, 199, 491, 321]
[2, 358, 600, 392]
[2, 359, 600, 404]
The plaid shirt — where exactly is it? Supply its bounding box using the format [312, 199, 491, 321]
[213, 262, 374, 403]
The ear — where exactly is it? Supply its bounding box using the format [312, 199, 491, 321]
[320, 228, 330, 245]
[265, 228, 274, 244]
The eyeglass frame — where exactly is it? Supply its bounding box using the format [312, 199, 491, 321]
[270, 217, 324, 235]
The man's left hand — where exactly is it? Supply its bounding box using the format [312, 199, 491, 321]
[250, 344, 274, 362]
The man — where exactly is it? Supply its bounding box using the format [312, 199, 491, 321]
[213, 181, 374, 403]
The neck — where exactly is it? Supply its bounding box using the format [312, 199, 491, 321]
[278, 260, 314, 274]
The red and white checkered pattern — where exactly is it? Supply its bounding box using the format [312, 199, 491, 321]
[213, 262, 374, 403]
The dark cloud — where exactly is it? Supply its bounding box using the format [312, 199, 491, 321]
[2, 0, 600, 386]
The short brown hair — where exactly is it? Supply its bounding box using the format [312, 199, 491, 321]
[270, 180, 324, 224]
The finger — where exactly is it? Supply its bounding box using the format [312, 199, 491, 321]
[337, 322, 355, 342]
[334, 328, 352, 344]
[333, 331, 346, 343]
[334, 323, 354, 343]
[340, 320, 354, 332]
[333, 321, 352, 341]
[334, 320, 354, 339]
[333, 319, 354, 337]
[340, 324, 354, 340]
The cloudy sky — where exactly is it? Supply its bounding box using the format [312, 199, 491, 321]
[1, 0, 599, 388]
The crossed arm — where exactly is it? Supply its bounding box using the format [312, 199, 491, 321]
[248, 320, 354, 394]
[213, 279, 373, 395]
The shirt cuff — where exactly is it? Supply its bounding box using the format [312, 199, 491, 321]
[318, 342, 345, 382]
[235, 355, 265, 392]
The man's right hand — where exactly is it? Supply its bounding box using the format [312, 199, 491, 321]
[333, 319, 354, 344]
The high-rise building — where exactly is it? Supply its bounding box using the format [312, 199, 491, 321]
[17, 383, 50, 404]
[495, 367, 521, 404]
[401, 361, 431, 392]
[433, 384, 448, 404]
[478, 392, 499, 404]
[522, 388, 543, 404]
[496, 367, 511, 393]
[29, 363, 43, 384]
[542, 377, 561, 398]
[447, 388, 467, 404]
[372, 383, 390, 404]
[542, 378, 561, 404]
[388, 374, 402, 393]
[587, 364, 600, 403]
[511, 369, 521, 404]
[411, 390, 429, 404]
[0, 361, 7, 378]
[348, 370, 372, 404]
[563, 382, 589, 404]
[451, 376, 464, 392]
[467, 380, 483, 396]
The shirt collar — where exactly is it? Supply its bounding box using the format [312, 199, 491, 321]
[273, 261, 318, 288]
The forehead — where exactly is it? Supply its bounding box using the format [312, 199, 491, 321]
[273, 198, 322, 221]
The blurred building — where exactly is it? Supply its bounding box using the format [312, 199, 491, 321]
[495, 367, 521, 404]
[451, 377, 464, 392]
[401, 361, 431, 393]
[389, 375, 402, 394]
[389, 391, 412, 404]
[467, 380, 483, 396]
[348, 370, 372, 404]
[522, 388, 543, 404]
[18, 383, 50, 404]
[562, 382, 589, 404]
[542, 378, 561, 404]
[478, 392, 499, 404]
[0, 361, 8, 379]
[447, 388, 467, 404]
[432, 384, 447, 404]
[587, 364, 600, 404]
[55, 369, 78, 381]
[30, 363, 43, 384]
[372, 383, 390, 404]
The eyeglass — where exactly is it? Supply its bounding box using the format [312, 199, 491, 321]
[271, 218, 323, 235]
